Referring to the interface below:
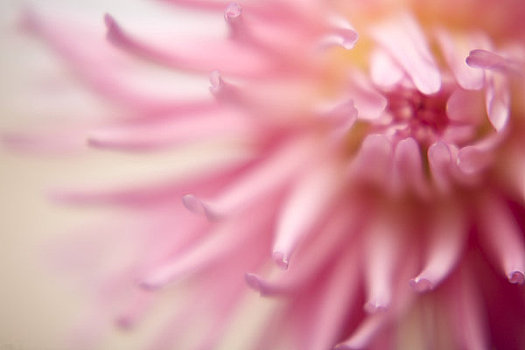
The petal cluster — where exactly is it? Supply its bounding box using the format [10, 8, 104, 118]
[9, 1, 525, 349]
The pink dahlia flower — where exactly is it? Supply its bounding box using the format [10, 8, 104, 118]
[7, 0, 525, 349]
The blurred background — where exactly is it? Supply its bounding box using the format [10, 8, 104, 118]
[0, 1, 261, 349]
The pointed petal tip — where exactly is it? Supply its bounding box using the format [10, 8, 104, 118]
[409, 277, 434, 293]
[272, 251, 289, 270]
[508, 271, 525, 285]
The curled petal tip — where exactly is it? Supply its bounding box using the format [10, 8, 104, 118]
[508, 271, 525, 285]
[409, 277, 434, 293]
[272, 251, 289, 270]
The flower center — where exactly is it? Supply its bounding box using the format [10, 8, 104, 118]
[385, 88, 450, 146]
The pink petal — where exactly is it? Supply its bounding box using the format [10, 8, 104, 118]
[478, 196, 525, 285]
[346, 71, 387, 120]
[435, 29, 485, 90]
[370, 13, 441, 95]
[410, 205, 466, 292]
[466, 49, 523, 74]
[446, 88, 485, 125]
[369, 48, 405, 88]
[350, 134, 393, 188]
[363, 212, 405, 313]
[272, 162, 342, 269]
[183, 137, 316, 218]
[428, 141, 453, 193]
[105, 14, 272, 77]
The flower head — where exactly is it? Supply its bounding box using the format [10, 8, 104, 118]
[8, 0, 525, 349]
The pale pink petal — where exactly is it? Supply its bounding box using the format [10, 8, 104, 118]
[370, 14, 441, 95]
[435, 29, 485, 90]
[369, 48, 405, 88]
[391, 137, 429, 199]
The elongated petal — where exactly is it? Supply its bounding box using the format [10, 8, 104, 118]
[272, 162, 342, 269]
[411, 204, 466, 292]
[105, 14, 272, 77]
[370, 14, 441, 95]
[478, 196, 525, 284]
